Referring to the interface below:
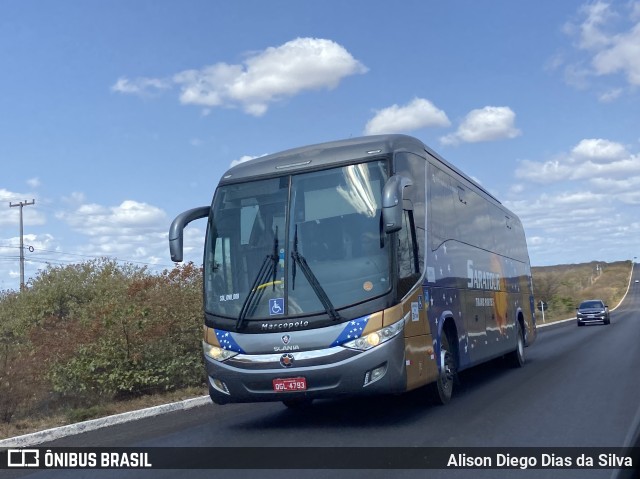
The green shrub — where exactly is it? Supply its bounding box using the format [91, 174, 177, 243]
[0, 259, 205, 421]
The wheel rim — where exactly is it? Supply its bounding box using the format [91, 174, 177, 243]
[440, 349, 455, 392]
[517, 332, 524, 361]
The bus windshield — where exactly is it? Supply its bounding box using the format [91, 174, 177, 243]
[204, 160, 390, 321]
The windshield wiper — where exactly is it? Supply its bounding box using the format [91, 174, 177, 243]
[236, 228, 279, 330]
[291, 224, 341, 322]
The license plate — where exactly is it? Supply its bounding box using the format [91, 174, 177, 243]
[273, 377, 307, 392]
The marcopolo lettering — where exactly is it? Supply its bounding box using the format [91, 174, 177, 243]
[261, 321, 309, 331]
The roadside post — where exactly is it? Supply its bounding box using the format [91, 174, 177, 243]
[537, 300, 547, 323]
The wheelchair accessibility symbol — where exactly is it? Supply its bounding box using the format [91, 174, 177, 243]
[269, 298, 284, 315]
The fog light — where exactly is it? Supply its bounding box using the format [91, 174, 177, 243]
[210, 377, 230, 395]
[363, 364, 387, 386]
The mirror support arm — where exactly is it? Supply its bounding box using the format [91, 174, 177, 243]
[382, 175, 412, 233]
[169, 206, 210, 262]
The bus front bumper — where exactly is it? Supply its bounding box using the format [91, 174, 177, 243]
[204, 332, 407, 404]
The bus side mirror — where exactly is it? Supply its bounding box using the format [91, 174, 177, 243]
[382, 175, 412, 234]
[169, 206, 210, 262]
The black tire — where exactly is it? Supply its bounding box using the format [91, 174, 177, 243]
[577, 321, 584, 327]
[506, 321, 525, 368]
[428, 332, 455, 405]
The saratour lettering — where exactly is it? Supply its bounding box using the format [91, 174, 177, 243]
[467, 260, 501, 291]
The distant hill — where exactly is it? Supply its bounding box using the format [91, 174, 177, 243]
[531, 260, 632, 323]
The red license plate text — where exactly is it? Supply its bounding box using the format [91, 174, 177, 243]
[273, 377, 307, 392]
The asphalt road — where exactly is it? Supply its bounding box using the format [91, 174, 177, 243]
[6, 271, 640, 479]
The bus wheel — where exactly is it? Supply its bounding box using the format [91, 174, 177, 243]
[429, 333, 455, 405]
[507, 321, 525, 368]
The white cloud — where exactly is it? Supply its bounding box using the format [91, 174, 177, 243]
[590, 175, 640, 205]
[571, 138, 627, 161]
[0, 189, 45, 227]
[618, 190, 640, 205]
[62, 192, 86, 205]
[47, 199, 185, 271]
[111, 77, 171, 95]
[560, 2, 640, 94]
[509, 190, 609, 218]
[440, 106, 521, 146]
[590, 175, 640, 191]
[514, 158, 571, 182]
[18, 233, 56, 254]
[112, 200, 166, 226]
[114, 38, 367, 116]
[0, 233, 59, 289]
[1, 188, 34, 205]
[507, 136, 640, 265]
[591, 23, 640, 85]
[507, 191, 615, 239]
[0, 196, 192, 291]
[509, 184, 525, 195]
[363, 98, 450, 135]
[60, 200, 167, 237]
[27, 178, 41, 188]
[572, 157, 639, 179]
[516, 138, 639, 183]
[573, 1, 617, 50]
[507, 185, 638, 265]
[598, 87, 623, 102]
[172, 64, 241, 108]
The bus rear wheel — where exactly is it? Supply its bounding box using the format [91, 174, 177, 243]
[428, 333, 455, 405]
[506, 321, 525, 368]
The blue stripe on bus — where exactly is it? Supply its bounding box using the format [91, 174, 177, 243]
[215, 329, 246, 353]
[330, 315, 369, 347]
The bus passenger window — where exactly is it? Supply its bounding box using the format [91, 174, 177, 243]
[398, 209, 421, 298]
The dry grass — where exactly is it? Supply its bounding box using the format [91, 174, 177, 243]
[0, 386, 207, 441]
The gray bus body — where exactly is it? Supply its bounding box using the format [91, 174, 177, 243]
[169, 134, 536, 406]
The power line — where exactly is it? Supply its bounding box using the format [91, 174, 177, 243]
[0, 244, 175, 269]
[29, 249, 176, 268]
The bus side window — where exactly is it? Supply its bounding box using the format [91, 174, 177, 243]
[395, 152, 425, 298]
[429, 166, 456, 249]
[398, 208, 421, 297]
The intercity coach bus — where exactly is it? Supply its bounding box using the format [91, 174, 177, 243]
[169, 134, 536, 407]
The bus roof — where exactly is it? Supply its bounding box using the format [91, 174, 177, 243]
[219, 134, 500, 204]
[219, 135, 418, 183]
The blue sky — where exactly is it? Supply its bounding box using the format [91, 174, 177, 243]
[1, 1, 640, 291]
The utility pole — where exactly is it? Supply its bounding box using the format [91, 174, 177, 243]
[9, 199, 35, 291]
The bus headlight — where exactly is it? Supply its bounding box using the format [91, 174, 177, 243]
[203, 341, 238, 362]
[343, 319, 404, 351]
